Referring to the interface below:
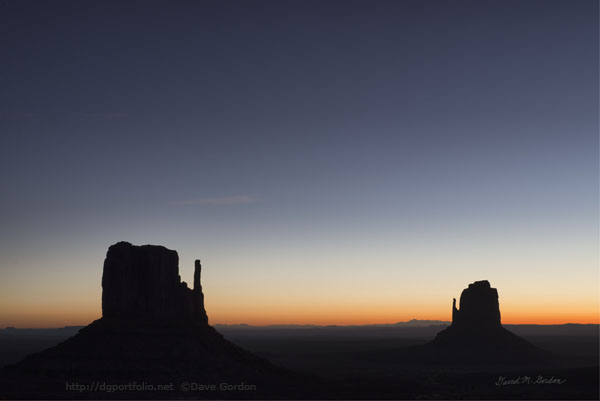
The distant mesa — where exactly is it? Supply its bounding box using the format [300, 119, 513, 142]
[451, 280, 500, 329]
[426, 280, 544, 361]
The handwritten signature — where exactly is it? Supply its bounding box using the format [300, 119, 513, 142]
[495, 375, 567, 385]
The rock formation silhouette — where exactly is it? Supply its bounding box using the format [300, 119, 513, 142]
[427, 280, 544, 362]
[102, 242, 208, 324]
[451, 280, 501, 328]
[2, 242, 303, 398]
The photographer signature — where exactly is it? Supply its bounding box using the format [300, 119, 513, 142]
[495, 375, 567, 385]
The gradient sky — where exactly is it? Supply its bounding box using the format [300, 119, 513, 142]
[0, 0, 598, 327]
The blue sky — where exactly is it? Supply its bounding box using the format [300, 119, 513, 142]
[0, 0, 597, 326]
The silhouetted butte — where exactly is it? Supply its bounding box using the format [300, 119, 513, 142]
[2, 242, 303, 398]
[426, 280, 544, 362]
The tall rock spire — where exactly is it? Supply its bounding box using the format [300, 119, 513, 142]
[194, 259, 201, 292]
[194, 259, 208, 324]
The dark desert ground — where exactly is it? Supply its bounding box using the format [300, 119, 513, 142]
[1, 321, 598, 399]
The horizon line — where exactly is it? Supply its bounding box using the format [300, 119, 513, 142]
[4, 319, 600, 330]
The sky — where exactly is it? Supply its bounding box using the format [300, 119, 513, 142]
[0, 0, 598, 327]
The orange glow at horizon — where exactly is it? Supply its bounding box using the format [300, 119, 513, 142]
[1, 303, 598, 328]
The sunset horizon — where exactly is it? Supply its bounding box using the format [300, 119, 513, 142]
[3, 256, 598, 328]
[5, 316, 599, 330]
[1, 1, 597, 398]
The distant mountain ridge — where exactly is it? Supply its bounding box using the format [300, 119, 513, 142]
[211, 321, 598, 338]
[1, 326, 85, 336]
[3, 321, 599, 337]
[213, 319, 450, 329]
